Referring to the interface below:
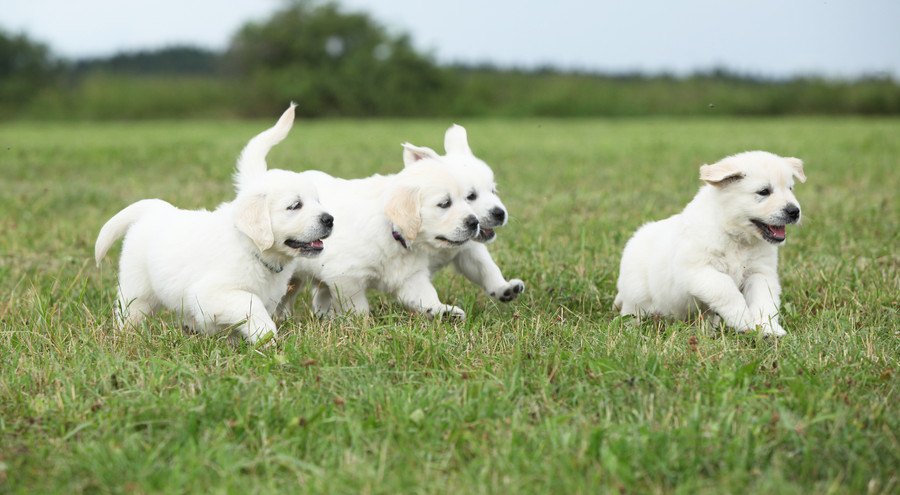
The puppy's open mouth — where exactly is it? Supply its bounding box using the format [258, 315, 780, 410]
[435, 236, 469, 246]
[285, 238, 325, 255]
[475, 227, 496, 242]
[751, 220, 786, 244]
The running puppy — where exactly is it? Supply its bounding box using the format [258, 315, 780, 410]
[399, 125, 525, 305]
[238, 125, 523, 321]
[95, 105, 332, 343]
[614, 151, 806, 337]
[282, 154, 481, 320]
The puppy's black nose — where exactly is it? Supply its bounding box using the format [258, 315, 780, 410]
[464, 215, 479, 231]
[320, 213, 334, 228]
[784, 204, 800, 221]
[489, 207, 506, 223]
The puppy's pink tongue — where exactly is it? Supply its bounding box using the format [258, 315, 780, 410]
[310, 240, 324, 248]
[769, 225, 786, 237]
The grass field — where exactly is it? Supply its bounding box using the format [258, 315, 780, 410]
[0, 117, 897, 493]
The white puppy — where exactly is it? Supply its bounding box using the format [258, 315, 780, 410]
[614, 151, 806, 337]
[95, 105, 333, 343]
[399, 125, 525, 304]
[301, 162, 479, 319]
[237, 121, 523, 320]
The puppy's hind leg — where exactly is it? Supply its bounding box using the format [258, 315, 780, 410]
[115, 291, 155, 330]
[192, 290, 278, 344]
[113, 252, 158, 330]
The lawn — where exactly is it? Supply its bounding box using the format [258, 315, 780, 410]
[0, 116, 897, 494]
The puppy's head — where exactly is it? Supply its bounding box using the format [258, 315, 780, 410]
[234, 170, 333, 257]
[386, 160, 480, 249]
[699, 151, 806, 245]
[401, 124, 507, 243]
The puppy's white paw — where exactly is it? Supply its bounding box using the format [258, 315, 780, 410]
[426, 304, 466, 321]
[491, 279, 525, 303]
[760, 321, 787, 338]
[729, 315, 758, 334]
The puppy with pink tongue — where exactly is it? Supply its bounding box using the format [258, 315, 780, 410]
[615, 151, 806, 337]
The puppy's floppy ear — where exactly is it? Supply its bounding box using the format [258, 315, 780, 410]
[233, 193, 274, 252]
[402, 143, 440, 168]
[786, 157, 806, 183]
[699, 159, 744, 186]
[444, 124, 472, 155]
[385, 186, 421, 242]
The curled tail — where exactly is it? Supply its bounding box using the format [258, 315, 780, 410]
[95, 199, 172, 265]
[234, 102, 297, 192]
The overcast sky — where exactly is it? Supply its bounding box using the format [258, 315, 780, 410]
[3, 0, 898, 78]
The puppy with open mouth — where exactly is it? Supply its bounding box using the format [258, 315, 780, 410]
[95, 105, 332, 343]
[400, 124, 525, 304]
[235, 116, 522, 320]
[614, 151, 806, 337]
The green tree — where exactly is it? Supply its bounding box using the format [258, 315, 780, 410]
[226, 1, 450, 116]
[0, 30, 59, 114]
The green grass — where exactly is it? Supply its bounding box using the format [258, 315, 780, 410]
[0, 117, 897, 494]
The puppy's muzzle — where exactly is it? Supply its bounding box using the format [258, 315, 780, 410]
[435, 215, 479, 246]
[476, 207, 506, 243]
[285, 213, 334, 255]
[783, 204, 800, 224]
[489, 207, 506, 225]
[464, 215, 479, 232]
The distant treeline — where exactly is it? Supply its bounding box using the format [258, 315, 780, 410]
[2, 2, 899, 119]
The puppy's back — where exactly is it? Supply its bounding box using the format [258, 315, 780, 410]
[95, 199, 174, 265]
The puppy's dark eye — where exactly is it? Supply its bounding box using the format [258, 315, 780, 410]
[466, 192, 478, 201]
[756, 188, 771, 197]
[287, 200, 303, 210]
[437, 199, 452, 209]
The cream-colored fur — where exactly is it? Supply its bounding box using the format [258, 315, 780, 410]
[614, 151, 806, 337]
[235, 120, 523, 320]
[95, 105, 333, 343]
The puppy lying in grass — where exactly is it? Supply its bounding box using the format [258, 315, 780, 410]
[95, 105, 333, 343]
[615, 151, 806, 337]
[236, 114, 523, 320]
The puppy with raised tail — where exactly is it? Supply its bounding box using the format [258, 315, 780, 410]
[95, 105, 333, 343]
[399, 125, 525, 305]
[239, 125, 523, 320]
[614, 151, 806, 337]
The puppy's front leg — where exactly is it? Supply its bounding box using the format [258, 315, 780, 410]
[743, 271, 786, 337]
[686, 268, 755, 332]
[396, 272, 465, 320]
[273, 276, 302, 322]
[311, 281, 333, 317]
[453, 243, 525, 303]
